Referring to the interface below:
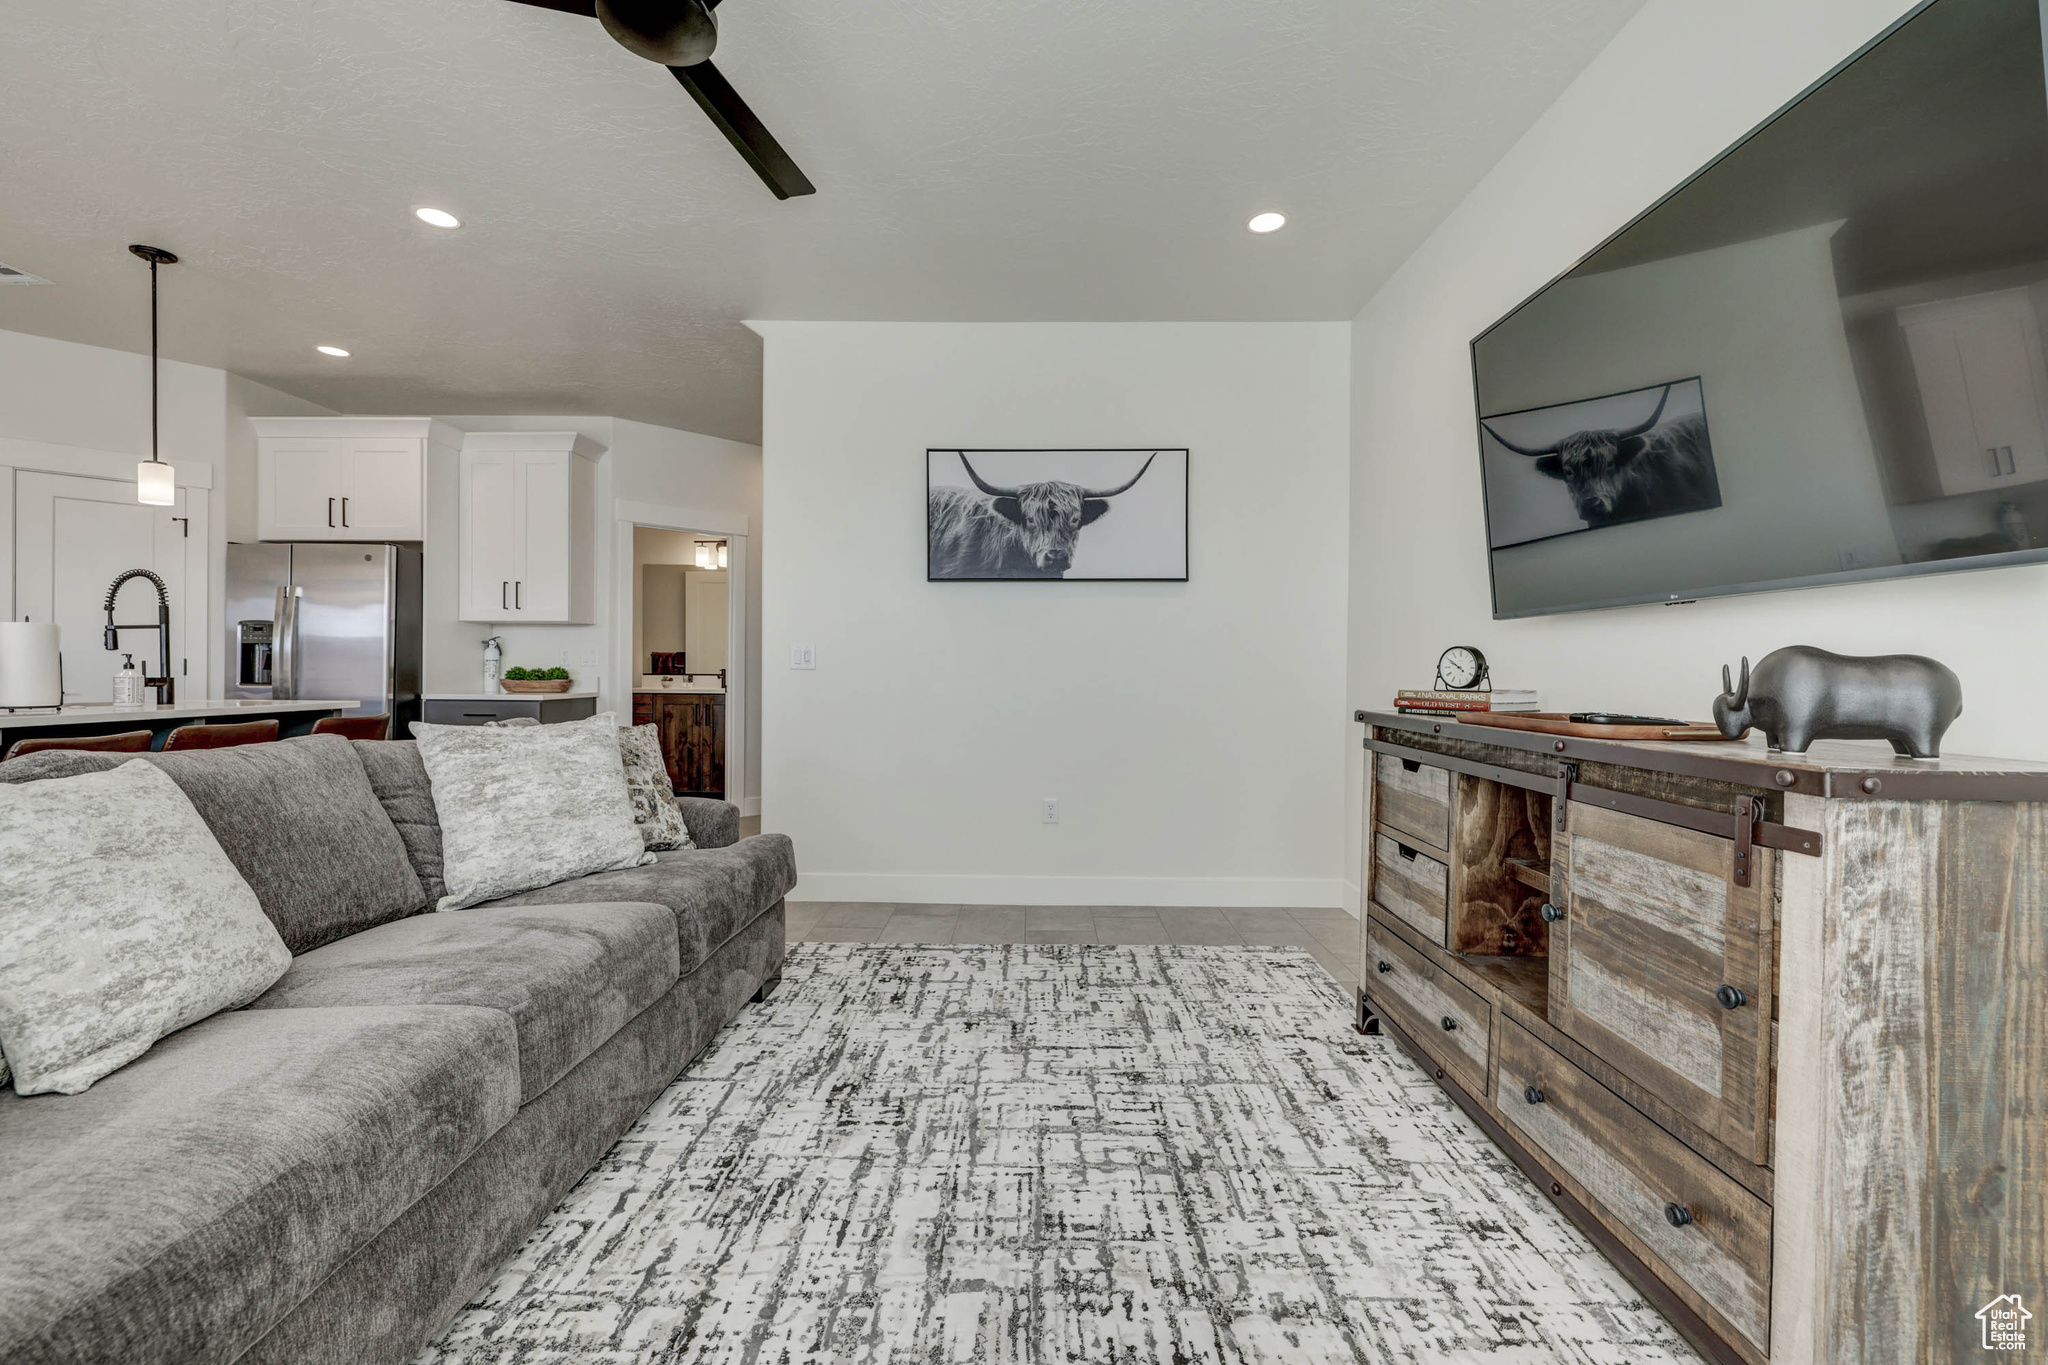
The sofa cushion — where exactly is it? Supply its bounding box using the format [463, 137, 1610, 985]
[0, 736, 426, 953]
[0, 1004, 519, 1365]
[0, 762, 290, 1095]
[675, 795, 741, 849]
[479, 834, 796, 977]
[411, 713, 652, 911]
[246, 901, 680, 1104]
[352, 739, 447, 906]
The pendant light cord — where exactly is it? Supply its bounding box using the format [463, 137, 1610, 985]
[149, 254, 159, 463]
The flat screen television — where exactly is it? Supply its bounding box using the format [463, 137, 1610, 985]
[1472, 0, 2048, 617]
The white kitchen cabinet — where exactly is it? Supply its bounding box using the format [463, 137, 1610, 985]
[1898, 287, 2048, 496]
[458, 432, 602, 624]
[251, 417, 457, 541]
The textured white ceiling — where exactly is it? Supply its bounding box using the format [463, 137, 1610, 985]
[0, 0, 1646, 442]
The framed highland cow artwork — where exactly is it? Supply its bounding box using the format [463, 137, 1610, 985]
[1477, 377, 1720, 548]
[926, 448, 1189, 581]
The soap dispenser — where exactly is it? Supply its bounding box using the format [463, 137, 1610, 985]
[112, 653, 144, 707]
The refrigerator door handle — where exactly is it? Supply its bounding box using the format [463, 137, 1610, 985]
[273, 586, 303, 700]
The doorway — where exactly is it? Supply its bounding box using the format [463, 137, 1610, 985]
[617, 518, 747, 808]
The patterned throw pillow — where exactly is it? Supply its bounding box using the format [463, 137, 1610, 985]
[410, 711, 653, 911]
[0, 761, 291, 1094]
[617, 724, 694, 851]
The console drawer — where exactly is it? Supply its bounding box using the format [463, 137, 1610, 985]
[1494, 1017, 1772, 1357]
[1375, 754, 1451, 850]
[1365, 921, 1489, 1092]
[1372, 832, 1449, 945]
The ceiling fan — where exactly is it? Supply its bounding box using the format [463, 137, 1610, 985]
[503, 0, 814, 199]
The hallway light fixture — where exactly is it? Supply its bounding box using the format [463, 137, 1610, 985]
[1247, 211, 1287, 233]
[694, 539, 728, 570]
[129, 244, 179, 506]
[316, 344, 351, 357]
[415, 207, 461, 229]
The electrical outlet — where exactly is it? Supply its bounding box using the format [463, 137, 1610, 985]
[1042, 798, 1059, 825]
[790, 644, 816, 670]
[558, 650, 570, 665]
[581, 651, 597, 666]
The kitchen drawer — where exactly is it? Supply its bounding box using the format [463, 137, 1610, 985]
[421, 697, 599, 727]
[1494, 1017, 1772, 1357]
[1372, 831, 1449, 945]
[1554, 799, 1776, 1163]
[1365, 920, 1490, 1092]
[1375, 754, 1451, 851]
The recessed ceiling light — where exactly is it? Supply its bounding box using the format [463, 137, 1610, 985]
[1248, 212, 1287, 234]
[316, 345, 350, 357]
[414, 207, 461, 229]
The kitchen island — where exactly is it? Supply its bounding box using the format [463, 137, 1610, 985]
[0, 699, 360, 756]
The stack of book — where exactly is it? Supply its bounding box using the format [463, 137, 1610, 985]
[1394, 688, 1540, 718]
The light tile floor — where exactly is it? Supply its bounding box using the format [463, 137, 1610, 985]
[786, 900, 1363, 989]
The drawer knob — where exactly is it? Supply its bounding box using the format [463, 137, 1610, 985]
[1523, 1084, 1545, 1105]
[1440, 1016, 1458, 1032]
[1664, 1202, 1694, 1228]
[1715, 984, 1748, 1011]
[1540, 902, 1563, 924]
[1376, 960, 1393, 974]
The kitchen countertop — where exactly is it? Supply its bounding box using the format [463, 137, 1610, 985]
[423, 692, 600, 701]
[0, 699, 359, 730]
[634, 687, 726, 696]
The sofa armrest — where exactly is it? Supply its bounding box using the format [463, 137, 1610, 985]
[675, 796, 741, 848]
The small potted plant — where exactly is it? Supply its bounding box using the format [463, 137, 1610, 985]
[499, 666, 575, 695]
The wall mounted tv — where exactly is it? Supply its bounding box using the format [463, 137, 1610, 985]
[1472, 0, 2048, 617]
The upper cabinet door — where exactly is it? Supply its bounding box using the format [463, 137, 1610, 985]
[260, 439, 344, 539]
[338, 438, 423, 539]
[1553, 799, 1776, 1164]
[462, 453, 526, 620]
[516, 451, 571, 620]
[1900, 287, 2048, 496]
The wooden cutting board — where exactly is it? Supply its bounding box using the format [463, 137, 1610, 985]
[1436, 711, 1744, 742]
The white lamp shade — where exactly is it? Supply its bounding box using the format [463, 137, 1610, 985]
[0, 622, 63, 709]
[137, 459, 176, 506]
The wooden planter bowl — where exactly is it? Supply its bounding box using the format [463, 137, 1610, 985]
[499, 678, 574, 694]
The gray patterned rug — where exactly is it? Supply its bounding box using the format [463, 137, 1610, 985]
[420, 943, 1701, 1364]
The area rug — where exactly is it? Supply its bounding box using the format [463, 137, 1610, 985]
[419, 943, 1702, 1364]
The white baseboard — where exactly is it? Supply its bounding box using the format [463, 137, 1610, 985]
[739, 797, 762, 817]
[789, 872, 1348, 908]
[1341, 880, 1361, 916]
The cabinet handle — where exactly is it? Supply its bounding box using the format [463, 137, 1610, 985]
[1375, 960, 1393, 974]
[341, 496, 350, 527]
[502, 581, 508, 611]
[1523, 1084, 1545, 1105]
[1400, 758, 1422, 773]
[1439, 1015, 1458, 1032]
[1716, 984, 1748, 1011]
[327, 497, 335, 528]
[461, 712, 498, 719]
[1396, 842, 1418, 861]
[515, 581, 522, 609]
[1664, 1203, 1694, 1228]
[1540, 902, 1563, 923]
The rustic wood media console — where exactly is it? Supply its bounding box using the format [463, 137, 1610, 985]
[1355, 710, 2043, 1365]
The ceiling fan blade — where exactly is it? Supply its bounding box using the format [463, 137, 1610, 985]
[670, 60, 815, 199]
[500, 0, 599, 15]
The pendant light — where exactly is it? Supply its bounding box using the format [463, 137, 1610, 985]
[129, 244, 178, 506]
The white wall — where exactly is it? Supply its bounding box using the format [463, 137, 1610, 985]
[1344, 0, 2028, 898]
[757, 322, 1351, 907]
[436, 414, 764, 808]
[0, 326, 233, 695]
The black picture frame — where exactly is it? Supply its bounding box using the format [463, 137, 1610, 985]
[926, 448, 1191, 582]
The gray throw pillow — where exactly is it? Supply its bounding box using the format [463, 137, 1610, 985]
[0, 762, 291, 1094]
[618, 724, 694, 851]
[0, 736, 426, 954]
[410, 711, 653, 911]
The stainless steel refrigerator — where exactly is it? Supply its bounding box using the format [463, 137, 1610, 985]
[225, 543, 422, 732]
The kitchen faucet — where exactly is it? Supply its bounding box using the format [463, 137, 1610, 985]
[103, 568, 175, 705]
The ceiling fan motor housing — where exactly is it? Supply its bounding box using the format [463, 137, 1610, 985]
[597, 0, 717, 66]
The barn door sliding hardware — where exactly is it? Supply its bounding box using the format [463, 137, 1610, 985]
[1558, 774, 1817, 886]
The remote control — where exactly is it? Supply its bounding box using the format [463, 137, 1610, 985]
[1568, 712, 1688, 726]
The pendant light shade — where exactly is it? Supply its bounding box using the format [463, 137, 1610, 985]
[129, 244, 178, 506]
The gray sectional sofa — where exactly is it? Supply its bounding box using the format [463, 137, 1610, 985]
[0, 734, 796, 1365]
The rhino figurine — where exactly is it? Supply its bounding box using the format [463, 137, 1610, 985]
[1713, 646, 1963, 758]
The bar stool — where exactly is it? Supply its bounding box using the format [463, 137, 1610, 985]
[161, 719, 279, 751]
[2, 730, 154, 762]
[311, 713, 391, 741]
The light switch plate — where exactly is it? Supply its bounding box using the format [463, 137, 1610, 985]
[791, 644, 816, 670]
